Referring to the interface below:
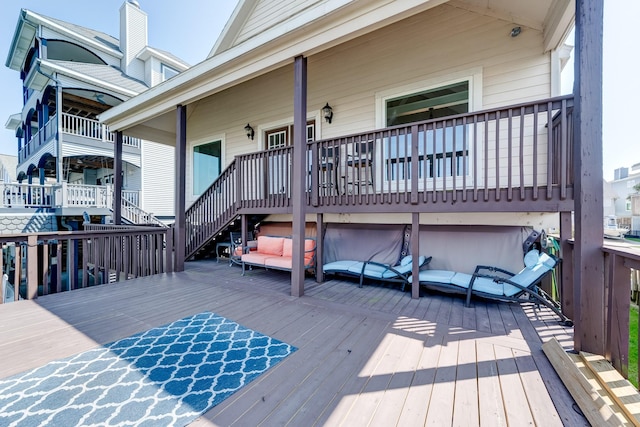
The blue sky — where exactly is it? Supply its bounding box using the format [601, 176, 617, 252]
[0, 1, 637, 180]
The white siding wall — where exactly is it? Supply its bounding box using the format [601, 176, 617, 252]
[185, 4, 552, 207]
[140, 140, 174, 217]
[235, 0, 325, 47]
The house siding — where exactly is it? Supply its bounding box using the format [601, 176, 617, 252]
[185, 4, 553, 207]
[140, 140, 174, 217]
[235, 0, 325, 47]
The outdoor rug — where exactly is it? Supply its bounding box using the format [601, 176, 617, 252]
[0, 312, 296, 426]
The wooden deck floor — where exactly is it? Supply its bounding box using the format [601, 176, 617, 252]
[0, 260, 586, 426]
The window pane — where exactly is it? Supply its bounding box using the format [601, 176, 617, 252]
[386, 81, 469, 126]
[193, 141, 221, 195]
[162, 64, 179, 81]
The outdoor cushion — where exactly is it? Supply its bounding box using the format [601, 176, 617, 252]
[409, 251, 570, 324]
[257, 236, 285, 256]
[264, 256, 293, 270]
[241, 253, 271, 265]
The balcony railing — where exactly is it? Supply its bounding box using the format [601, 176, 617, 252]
[0, 227, 174, 301]
[185, 96, 575, 257]
[19, 115, 57, 163]
[1, 183, 163, 227]
[60, 113, 140, 147]
[18, 113, 141, 163]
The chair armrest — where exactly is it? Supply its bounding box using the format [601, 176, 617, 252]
[467, 273, 535, 295]
[473, 265, 515, 277]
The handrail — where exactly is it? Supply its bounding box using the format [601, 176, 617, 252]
[183, 96, 575, 258]
[185, 160, 238, 258]
[0, 227, 174, 302]
[119, 197, 166, 227]
[563, 239, 640, 383]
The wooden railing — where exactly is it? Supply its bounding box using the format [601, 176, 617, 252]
[18, 113, 141, 163]
[19, 115, 57, 162]
[1, 183, 163, 226]
[184, 96, 575, 257]
[121, 197, 166, 227]
[0, 226, 174, 302]
[60, 113, 140, 147]
[562, 240, 640, 382]
[308, 95, 574, 211]
[185, 161, 238, 258]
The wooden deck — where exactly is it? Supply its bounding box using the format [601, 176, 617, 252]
[0, 260, 586, 426]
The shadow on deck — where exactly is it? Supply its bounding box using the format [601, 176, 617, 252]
[0, 260, 584, 426]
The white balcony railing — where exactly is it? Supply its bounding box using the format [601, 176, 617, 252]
[60, 113, 140, 147]
[1, 183, 164, 226]
[18, 113, 141, 163]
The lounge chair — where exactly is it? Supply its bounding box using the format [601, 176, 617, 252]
[409, 250, 572, 325]
[323, 255, 431, 291]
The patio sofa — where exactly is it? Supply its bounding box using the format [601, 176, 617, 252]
[241, 235, 316, 275]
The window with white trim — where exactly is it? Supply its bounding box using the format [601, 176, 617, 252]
[161, 64, 179, 81]
[382, 80, 470, 185]
[265, 121, 315, 149]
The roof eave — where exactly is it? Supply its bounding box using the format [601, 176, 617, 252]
[136, 47, 190, 71]
[101, 0, 451, 131]
[5, 10, 37, 70]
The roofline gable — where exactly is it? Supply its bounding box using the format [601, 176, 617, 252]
[208, 0, 257, 57]
[5, 9, 123, 71]
[101, 0, 450, 130]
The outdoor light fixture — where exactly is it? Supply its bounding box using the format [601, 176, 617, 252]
[510, 26, 521, 37]
[322, 103, 333, 124]
[244, 123, 254, 140]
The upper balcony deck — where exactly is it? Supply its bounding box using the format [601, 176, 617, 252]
[18, 113, 142, 172]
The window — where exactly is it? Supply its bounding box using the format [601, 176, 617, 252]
[627, 199, 632, 211]
[193, 141, 221, 195]
[382, 81, 470, 185]
[386, 81, 469, 126]
[161, 64, 179, 81]
[263, 121, 315, 195]
[264, 121, 315, 149]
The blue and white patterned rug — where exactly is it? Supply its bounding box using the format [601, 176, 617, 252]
[0, 312, 296, 426]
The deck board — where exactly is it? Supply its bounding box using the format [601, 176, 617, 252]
[0, 260, 585, 426]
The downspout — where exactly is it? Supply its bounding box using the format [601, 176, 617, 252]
[34, 63, 63, 183]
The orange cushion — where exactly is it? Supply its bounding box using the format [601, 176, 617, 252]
[282, 239, 293, 258]
[265, 256, 293, 270]
[257, 236, 284, 256]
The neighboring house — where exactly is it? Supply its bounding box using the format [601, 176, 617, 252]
[609, 164, 640, 233]
[4, 0, 188, 222]
[100, 0, 601, 309]
[0, 154, 18, 183]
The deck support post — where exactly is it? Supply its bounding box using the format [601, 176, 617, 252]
[316, 213, 324, 283]
[114, 131, 123, 225]
[174, 105, 187, 272]
[573, 0, 604, 354]
[411, 213, 420, 299]
[559, 211, 573, 320]
[291, 55, 307, 297]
